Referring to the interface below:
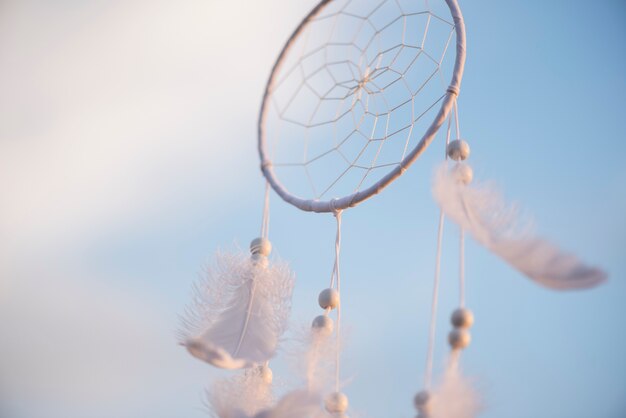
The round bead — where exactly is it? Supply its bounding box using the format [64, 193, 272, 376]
[311, 315, 334, 335]
[413, 390, 430, 407]
[251, 253, 269, 269]
[258, 364, 273, 384]
[452, 163, 473, 185]
[413, 390, 431, 414]
[250, 237, 272, 256]
[448, 328, 471, 350]
[447, 139, 470, 161]
[318, 288, 340, 310]
[451, 308, 474, 329]
[325, 392, 349, 413]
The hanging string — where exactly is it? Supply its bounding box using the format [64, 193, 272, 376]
[424, 210, 445, 389]
[459, 228, 466, 308]
[328, 204, 342, 289]
[422, 107, 455, 389]
[330, 209, 343, 392]
[453, 99, 461, 142]
[260, 181, 271, 239]
[453, 99, 466, 308]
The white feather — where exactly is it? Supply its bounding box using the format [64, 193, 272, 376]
[208, 368, 273, 418]
[208, 369, 321, 418]
[430, 351, 482, 418]
[304, 329, 336, 391]
[180, 251, 294, 368]
[253, 390, 321, 418]
[433, 164, 607, 290]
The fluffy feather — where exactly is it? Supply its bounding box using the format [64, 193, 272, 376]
[285, 320, 338, 393]
[303, 327, 336, 391]
[208, 369, 320, 418]
[430, 351, 482, 418]
[253, 390, 321, 418]
[433, 164, 607, 290]
[180, 251, 295, 369]
[208, 368, 273, 418]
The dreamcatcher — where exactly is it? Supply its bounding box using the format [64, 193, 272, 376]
[179, 0, 606, 417]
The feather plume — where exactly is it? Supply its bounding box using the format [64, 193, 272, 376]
[429, 351, 482, 418]
[207, 368, 321, 418]
[302, 326, 336, 391]
[208, 368, 273, 418]
[433, 163, 607, 290]
[180, 250, 294, 369]
[253, 390, 321, 418]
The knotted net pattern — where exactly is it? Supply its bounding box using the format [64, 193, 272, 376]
[264, 0, 457, 201]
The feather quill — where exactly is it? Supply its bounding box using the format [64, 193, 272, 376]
[180, 250, 294, 369]
[433, 163, 607, 290]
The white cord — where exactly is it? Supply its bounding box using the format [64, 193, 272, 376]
[423, 108, 454, 389]
[454, 99, 466, 308]
[424, 209, 445, 389]
[332, 210, 343, 392]
[260, 181, 271, 239]
[459, 227, 466, 308]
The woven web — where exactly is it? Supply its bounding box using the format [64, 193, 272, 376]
[264, 0, 457, 201]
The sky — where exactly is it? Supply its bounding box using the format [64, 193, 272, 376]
[0, 1, 624, 418]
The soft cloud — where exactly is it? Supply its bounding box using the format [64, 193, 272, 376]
[0, 1, 312, 417]
[0, 0, 305, 255]
[0, 264, 185, 418]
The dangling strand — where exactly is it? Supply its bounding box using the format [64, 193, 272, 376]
[250, 180, 276, 375]
[453, 101, 467, 309]
[260, 180, 271, 240]
[447, 99, 474, 363]
[413, 109, 454, 417]
[459, 228, 466, 308]
[332, 210, 342, 393]
[423, 210, 445, 389]
[314, 205, 350, 417]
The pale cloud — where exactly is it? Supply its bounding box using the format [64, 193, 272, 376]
[0, 1, 313, 417]
[0, 264, 194, 418]
[0, 0, 306, 256]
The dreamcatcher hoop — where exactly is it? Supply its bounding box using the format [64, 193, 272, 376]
[258, 0, 466, 213]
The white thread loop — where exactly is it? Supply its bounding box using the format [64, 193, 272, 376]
[447, 85, 459, 96]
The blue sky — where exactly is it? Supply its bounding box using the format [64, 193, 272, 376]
[0, 1, 624, 418]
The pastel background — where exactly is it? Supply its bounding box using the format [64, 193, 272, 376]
[0, 1, 624, 418]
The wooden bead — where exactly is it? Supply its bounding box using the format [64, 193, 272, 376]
[318, 288, 340, 310]
[451, 308, 474, 329]
[325, 392, 349, 413]
[447, 139, 470, 161]
[449, 328, 471, 349]
[312, 315, 334, 335]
